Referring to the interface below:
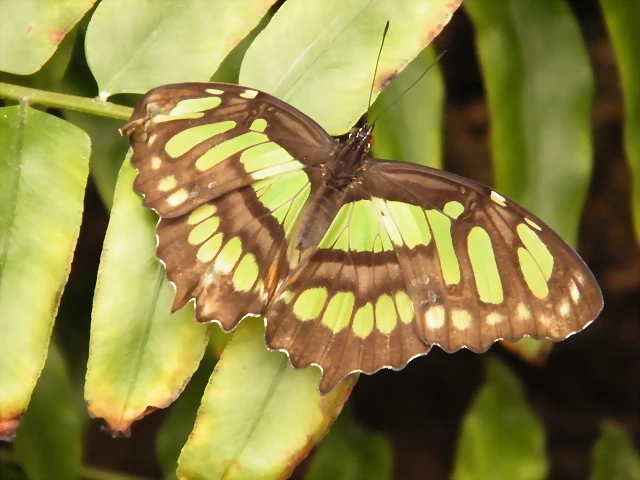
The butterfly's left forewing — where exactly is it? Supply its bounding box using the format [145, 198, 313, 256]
[122, 82, 333, 217]
[122, 82, 333, 329]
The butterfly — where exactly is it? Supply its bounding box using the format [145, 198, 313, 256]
[121, 82, 603, 394]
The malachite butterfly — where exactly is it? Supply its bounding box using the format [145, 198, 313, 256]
[121, 82, 603, 394]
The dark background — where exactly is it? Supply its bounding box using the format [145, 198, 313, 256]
[49, 1, 639, 479]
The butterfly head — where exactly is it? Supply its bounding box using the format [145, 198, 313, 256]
[346, 124, 375, 154]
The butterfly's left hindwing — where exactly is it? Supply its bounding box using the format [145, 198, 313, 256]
[157, 168, 313, 330]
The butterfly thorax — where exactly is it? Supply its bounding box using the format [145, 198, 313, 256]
[295, 126, 373, 251]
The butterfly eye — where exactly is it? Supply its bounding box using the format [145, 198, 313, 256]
[370, 136, 375, 146]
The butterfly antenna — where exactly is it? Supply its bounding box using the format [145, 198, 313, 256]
[371, 49, 447, 125]
[367, 21, 390, 114]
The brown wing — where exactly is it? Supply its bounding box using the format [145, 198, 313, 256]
[121, 82, 334, 218]
[358, 159, 603, 353]
[262, 158, 602, 394]
[263, 184, 432, 394]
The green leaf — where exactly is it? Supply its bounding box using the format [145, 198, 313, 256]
[465, 0, 594, 245]
[590, 421, 640, 480]
[371, 46, 444, 168]
[452, 358, 548, 480]
[177, 317, 356, 480]
[85, 0, 277, 98]
[240, 0, 462, 135]
[0, 28, 78, 92]
[156, 346, 216, 479]
[0, 105, 90, 440]
[304, 410, 393, 480]
[601, 0, 640, 244]
[14, 343, 84, 480]
[85, 159, 211, 433]
[0, 0, 95, 75]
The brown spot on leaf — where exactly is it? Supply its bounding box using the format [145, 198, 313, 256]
[380, 71, 399, 91]
[47, 29, 66, 46]
[25, 23, 35, 37]
[280, 375, 356, 477]
[0, 417, 21, 442]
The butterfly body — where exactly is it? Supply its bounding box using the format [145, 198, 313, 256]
[122, 82, 603, 393]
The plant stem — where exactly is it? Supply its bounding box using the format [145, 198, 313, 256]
[0, 82, 133, 120]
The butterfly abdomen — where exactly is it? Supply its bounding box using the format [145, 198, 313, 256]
[296, 183, 348, 251]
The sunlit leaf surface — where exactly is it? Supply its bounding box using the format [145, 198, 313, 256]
[85, 160, 211, 433]
[0, 0, 95, 74]
[0, 105, 89, 440]
[177, 317, 356, 480]
[241, 0, 461, 135]
[85, 0, 276, 97]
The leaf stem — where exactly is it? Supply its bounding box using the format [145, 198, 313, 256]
[0, 82, 133, 121]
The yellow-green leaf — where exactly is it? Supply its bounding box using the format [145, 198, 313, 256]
[0, 0, 95, 75]
[85, 159, 211, 433]
[0, 105, 89, 440]
[85, 0, 276, 98]
[241, 0, 461, 135]
[177, 317, 356, 480]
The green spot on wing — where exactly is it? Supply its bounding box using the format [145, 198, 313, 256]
[444, 201, 464, 219]
[349, 201, 382, 252]
[425, 209, 460, 285]
[517, 224, 553, 281]
[213, 237, 243, 275]
[352, 303, 374, 338]
[249, 118, 268, 132]
[386, 201, 431, 249]
[188, 216, 220, 245]
[232, 254, 259, 293]
[254, 171, 310, 235]
[195, 131, 268, 171]
[240, 142, 294, 173]
[375, 295, 397, 334]
[467, 227, 504, 304]
[517, 248, 550, 299]
[395, 291, 414, 324]
[170, 96, 222, 116]
[319, 203, 351, 250]
[165, 121, 236, 158]
[322, 291, 355, 333]
[293, 287, 328, 321]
